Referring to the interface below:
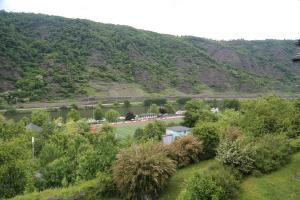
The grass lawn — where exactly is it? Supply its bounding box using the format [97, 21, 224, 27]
[237, 152, 300, 200]
[114, 118, 183, 138]
[159, 159, 216, 200]
[11, 179, 119, 200]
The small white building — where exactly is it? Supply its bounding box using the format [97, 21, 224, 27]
[162, 126, 191, 145]
[210, 107, 219, 113]
[175, 110, 185, 115]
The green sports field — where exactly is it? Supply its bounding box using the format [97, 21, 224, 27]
[113, 118, 183, 138]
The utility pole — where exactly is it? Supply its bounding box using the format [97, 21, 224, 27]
[32, 137, 35, 160]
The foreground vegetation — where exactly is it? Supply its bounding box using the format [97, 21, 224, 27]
[2, 96, 300, 199]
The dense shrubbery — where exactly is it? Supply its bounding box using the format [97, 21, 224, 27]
[250, 134, 291, 173]
[113, 143, 176, 200]
[183, 99, 218, 127]
[192, 123, 220, 159]
[94, 106, 104, 120]
[221, 99, 240, 111]
[2, 96, 300, 199]
[179, 166, 239, 200]
[105, 109, 120, 122]
[166, 135, 203, 168]
[217, 134, 255, 175]
[134, 120, 166, 141]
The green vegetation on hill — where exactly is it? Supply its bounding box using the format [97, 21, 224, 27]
[0, 11, 299, 104]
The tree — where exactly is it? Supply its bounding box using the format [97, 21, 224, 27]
[148, 104, 159, 114]
[94, 106, 104, 120]
[165, 102, 175, 114]
[67, 109, 81, 121]
[0, 138, 31, 198]
[113, 143, 176, 200]
[159, 106, 167, 114]
[31, 110, 50, 126]
[221, 99, 240, 111]
[134, 120, 166, 141]
[183, 99, 216, 127]
[240, 96, 294, 137]
[192, 122, 220, 159]
[125, 112, 135, 121]
[105, 109, 120, 122]
[123, 100, 131, 108]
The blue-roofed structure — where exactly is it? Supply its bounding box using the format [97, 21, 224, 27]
[26, 123, 42, 133]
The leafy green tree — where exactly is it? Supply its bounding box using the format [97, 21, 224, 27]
[192, 123, 220, 159]
[134, 120, 166, 141]
[0, 138, 31, 198]
[165, 102, 176, 114]
[105, 109, 120, 122]
[240, 96, 294, 137]
[183, 99, 218, 127]
[67, 108, 81, 121]
[123, 100, 131, 108]
[148, 103, 159, 114]
[94, 106, 104, 120]
[77, 131, 118, 180]
[31, 110, 50, 126]
[113, 143, 176, 200]
[221, 99, 240, 111]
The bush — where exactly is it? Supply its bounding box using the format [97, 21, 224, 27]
[67, 109, 81, 122]
[166, 135, 203, 168]
[123, 100, 131, 108]
[133, 120, 166, 141]
[192, 123, 220, 159]
[94, 106, 104, 120]
[217, 137, 255, 175]
[31, 110, 50, 126]
[180, 167, 239, 200]
[221, 99, 240, 111]
[180, 172, 220, 200]
[105, 109, 120, 122]
[240, 96, 294, 137]
[250, 134, 291, 173]
[112, 143, 176, 200]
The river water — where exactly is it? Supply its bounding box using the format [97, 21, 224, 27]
[4, 105, 181, 122]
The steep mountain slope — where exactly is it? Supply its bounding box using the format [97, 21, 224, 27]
[0, 11, 299, 103]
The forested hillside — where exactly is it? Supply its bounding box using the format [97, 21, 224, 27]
[0, 11, 299, 103]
